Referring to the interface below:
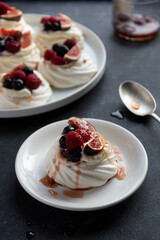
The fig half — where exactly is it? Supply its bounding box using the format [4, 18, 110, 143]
[84, 135, 103, 155]
[59, 13, 72, 30]
[0, 9, 22, 21]
[64, 44, 80, 61]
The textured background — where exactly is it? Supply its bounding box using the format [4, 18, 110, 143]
[0, 1, 160, 240]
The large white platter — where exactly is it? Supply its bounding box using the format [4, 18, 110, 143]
[15, 119, 148, 211]
[0, 14, 106, 118]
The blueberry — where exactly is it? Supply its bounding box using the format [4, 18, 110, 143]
[44, 21, 53, 31]
[0, 37, 4, 41]
[62, 126, 76, 134]
[3, 78, 12, 89]
[67, 146, 82, 162]
[12, 79, 25, 90]
[59, 135, 67, 149]
[51, 22, 61, 31]
[0, 39, 5, 52]
[52, 43, 69, 57]
[22, 67, 33, 75]
[5, 36, 15, 42]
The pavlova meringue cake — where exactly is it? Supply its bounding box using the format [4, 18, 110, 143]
[0, 29, 40, 72]
[0, 2, 33, 34]
[35, 13, 84, 55]
[0, 65, 52, 109]
[38, 39, 97, 88]
[41, 117, 126, 190]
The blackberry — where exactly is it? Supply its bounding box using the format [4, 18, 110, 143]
[5, 36, 15, 42]
[59, 135, 67, 149]
[44, 21, 52, 31]
[51, 22, 61, 31]
[12, 79, 25, 90]
[0, 39, 5, 52]
[22, 67, 33, 75]
[52, 43, 69, 57]
[3, 78, 12, 89]
[62, 125, 76, 134]
[67, 146, 82, 162]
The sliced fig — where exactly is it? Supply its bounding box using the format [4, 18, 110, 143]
[84, 135, 103, 155]
[0, 9, 22, 21]
[20, 31, 31, 48]
[59, 13, 72, 30]
[68, 117, 96, 138]
[64, 44, 80, 61]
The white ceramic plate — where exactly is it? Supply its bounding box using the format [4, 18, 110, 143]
[15, 119, 148, 211]
[0, 14, 106, 118]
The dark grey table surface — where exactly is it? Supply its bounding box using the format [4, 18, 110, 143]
[0, 1, 160, 240]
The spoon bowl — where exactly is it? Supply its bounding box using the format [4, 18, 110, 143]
[119, 81, 160, 123]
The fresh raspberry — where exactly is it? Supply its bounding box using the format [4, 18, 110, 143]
[44, 49, 56, 60]
[49, 16, 59, 23]
[11, 70, 26, 80]
[25, 74, 41, 90]
[51, 55, 65, 65]
[66, 131, 84, 149]
[76, 129, 91, 143]
[5, 40, 20, 53]
[0, 2, 11, 15]
[64, 38, 76, 49]
[41, 17, 50, 24]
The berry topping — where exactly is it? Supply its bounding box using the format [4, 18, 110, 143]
[0, 38, 5, 52]
[5, 40, 20, 53]
[0, 2, 11, 15]
[59, 135, 67, 149]
[76, 129, 91, 143]
[41, 17, 50, 24]
[62, 125, 76, 135]
[44, 49, 56, 60]
[12, 79, 25, 90]
[67, 146, 82, 162]
[52, 43, 69, 57]
[64, 38, 76, 49]
[3, 78, 12, 89]
[25, 74, 41, 90]
[11, 70, 26, 81]
[66, 131, 84, 149]
[22, 67, 33, 75]
[51, 55, 65, 65]
[51, 22, 61, 31]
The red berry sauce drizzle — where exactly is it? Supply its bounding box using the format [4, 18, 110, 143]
[113, 12, 160, 41]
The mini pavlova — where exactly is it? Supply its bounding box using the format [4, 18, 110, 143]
[0, 64, 52, 109]
[38, 38, 97, 88]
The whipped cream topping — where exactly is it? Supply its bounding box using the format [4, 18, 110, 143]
[0, 42, 40, 73]
[0, 17, 34, 34]
[45, 136, 119, 189]
[0, 70, 52, 109]
[38, 51, 97, 88]
[35, 22, 84, 55]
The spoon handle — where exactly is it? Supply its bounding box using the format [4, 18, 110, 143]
[151, 113, 160, 123]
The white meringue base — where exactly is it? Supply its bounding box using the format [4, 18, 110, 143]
[38, 51, 97, 88]
[46, 137, 118, 189]
[0, 43, 40, 73]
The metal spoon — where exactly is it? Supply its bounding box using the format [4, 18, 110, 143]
[119, 81, 160, 123]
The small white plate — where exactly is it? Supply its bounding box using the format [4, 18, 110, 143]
[15, 119, 148, 211]
[0, 14, 106, 118]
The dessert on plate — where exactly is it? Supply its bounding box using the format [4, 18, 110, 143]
[38, 39, 97, 88]
[35, 13, 84, 55]
[0, 2, 33, 34]
[43, 117, 126, 189]
[0, 64, 52, 109]
[0, 29, 40, 72]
